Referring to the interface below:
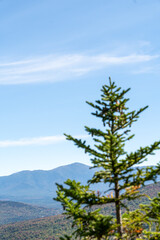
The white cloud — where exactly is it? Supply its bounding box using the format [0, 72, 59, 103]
[0, 53, 158, 84]
[0, 135, 89, 147]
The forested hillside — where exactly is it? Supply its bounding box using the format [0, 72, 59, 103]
[0, 182, 159, 239]
[0, 201, 58, 225]
[0, 215, 72, 240]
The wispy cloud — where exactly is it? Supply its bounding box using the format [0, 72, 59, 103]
[0, 135, 89, 147]
[0, 53, 158, 84]
[132, 63, 160, 74]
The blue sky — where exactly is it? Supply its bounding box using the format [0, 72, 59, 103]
[0, 0, 160, 176]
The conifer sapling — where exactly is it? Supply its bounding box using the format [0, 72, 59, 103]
[55, 78, 160, 239]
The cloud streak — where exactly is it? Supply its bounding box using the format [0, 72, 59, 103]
[0, 53, 158, 84]
[0, 135, 89, 147]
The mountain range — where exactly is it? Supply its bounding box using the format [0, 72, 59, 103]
[0, 163, 96, 207]
[0, 162, 159, 208]
[0, 162, 160, 228]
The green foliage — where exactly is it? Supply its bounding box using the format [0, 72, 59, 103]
[54, 78, 160, 239]
[122, 192, 160, 240]
[141, 192, 160, 239]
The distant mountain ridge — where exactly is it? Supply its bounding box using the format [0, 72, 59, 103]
[0, 163, 95, 207]
[0, 162, 159, 207]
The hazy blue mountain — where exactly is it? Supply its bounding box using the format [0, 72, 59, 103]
[0, 162, 159, 208]
[0, 163, 96, 207]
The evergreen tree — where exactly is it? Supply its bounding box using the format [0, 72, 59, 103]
[55, 78, 160, 239]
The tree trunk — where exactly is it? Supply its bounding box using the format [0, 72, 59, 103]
[115, 181, 123, 239]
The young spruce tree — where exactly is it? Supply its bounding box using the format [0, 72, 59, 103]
[55, 78, 160, 240]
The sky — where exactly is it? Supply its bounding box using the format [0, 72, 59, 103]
[0, 0, 160, 176]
